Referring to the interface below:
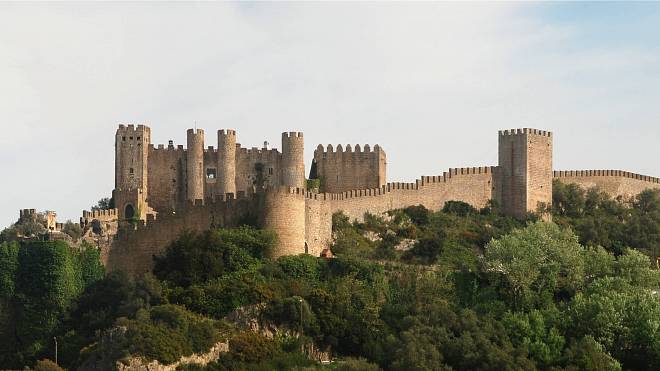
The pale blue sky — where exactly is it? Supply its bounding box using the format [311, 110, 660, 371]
[1, 2, 659, 228]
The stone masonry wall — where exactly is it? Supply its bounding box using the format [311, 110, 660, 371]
[526, 130, 553, 213]
[314, 144, 386, 193]
[554, 170, 660, 199]
[105, 194, 259, 275]
[148, 145, 186, 212]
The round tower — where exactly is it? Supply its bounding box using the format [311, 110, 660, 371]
[261, 187, 306, 258]
[186, 128, 205, 203]
[281, 132, 305, 188]
[217, 129, 237, 196]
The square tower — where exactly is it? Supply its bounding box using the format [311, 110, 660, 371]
[498, 128, 553, 219]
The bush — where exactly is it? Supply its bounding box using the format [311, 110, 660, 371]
[154, 227, 275, 287]
[442, 201, 477, 216]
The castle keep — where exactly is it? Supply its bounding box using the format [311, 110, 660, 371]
[36, 125, 660, 275]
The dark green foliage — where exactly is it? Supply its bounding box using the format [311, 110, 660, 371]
[92, 197, 114, 211]
[442, 200, 477, 216]
[402, 234, 444, 264]
[552, 181, 660, 258]
[125, 305, 221, 364]
[306, 178, 321, 191]
[204, 332, 316, 371]
[154, 226, 276, 287]
[2, 187, 659, 370]
[0, 241, 104, 368]
[402, 205, 430, 225]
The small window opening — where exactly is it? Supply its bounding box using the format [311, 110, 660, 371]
[268, 168, 273, 175]
[130, 136, 133, 140]
[129, 168, 134, 174]
[206, 168, 217, 179]
[122, 136, 126, 141]
[137, 136, 141, 140]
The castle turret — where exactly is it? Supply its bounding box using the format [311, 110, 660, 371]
[281, 132, 305, 188]
[186, 129, 205, 203]
[261, 187, 306, 258]
[217, 129, 237, 196]
[114, 124, 151, 220]
[497, 128, 553, 219]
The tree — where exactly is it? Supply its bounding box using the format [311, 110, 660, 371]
[61, 221, 82, 240]
[484, 222, 585, 308]
[92, 197, 114, 211]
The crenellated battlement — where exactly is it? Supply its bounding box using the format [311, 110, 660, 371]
[152, 144, 186, 151]
[117, 123, 149, 133]
[554, 170, 660, 184]
[82, 209, 119, 219]
[315, 143, 382, 154]
[218, 129, 236, 136]
[282, 131, 303, 138]
[499, 128, 552, 137]
[187, 128, 205, 135]
[237, 146, 281, 157]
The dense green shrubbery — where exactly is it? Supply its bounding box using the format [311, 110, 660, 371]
[154, 226, 276, 287]
[2, 187, 659, 370]
[553, 181, 660, 258]
[0, 241, 104, 368]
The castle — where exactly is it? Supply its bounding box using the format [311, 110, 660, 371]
[21, 125, 660, 275]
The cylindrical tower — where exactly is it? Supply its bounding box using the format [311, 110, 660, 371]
[186, 128, 205, 203]
[217, 129, 237, 196]
[261, 187, 306, 258]
[281, 132, 305, 188]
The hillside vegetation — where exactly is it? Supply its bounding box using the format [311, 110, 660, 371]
[0, 185, 659, 370]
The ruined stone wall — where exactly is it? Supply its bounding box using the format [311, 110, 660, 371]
[554, 170, 660, 199]
[314, 144, 386, 193]
[81, 209, 119, 228]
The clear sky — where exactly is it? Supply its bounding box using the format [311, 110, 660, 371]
[1, 2, 659, 228]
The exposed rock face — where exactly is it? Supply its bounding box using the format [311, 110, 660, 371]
[116, 341, 229, 371]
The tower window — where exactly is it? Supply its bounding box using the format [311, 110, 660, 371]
[137, 136, 141, 140]
[130, 136, 133, 140]
[129, 168, 134, 174]
[122, 136, 126, 141]
[206, 168, 217, 179]
[268, 168, 273, 175]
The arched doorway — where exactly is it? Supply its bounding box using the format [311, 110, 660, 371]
[124, 204, 135, 220]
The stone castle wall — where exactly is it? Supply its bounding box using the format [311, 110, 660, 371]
[105, 193, 260, 275]
[103, 124, 660, 276]
[313, 144, 386, 193]
[553, 170, 660, 199]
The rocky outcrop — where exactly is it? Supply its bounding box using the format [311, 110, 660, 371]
[116, 341, 229, 371]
